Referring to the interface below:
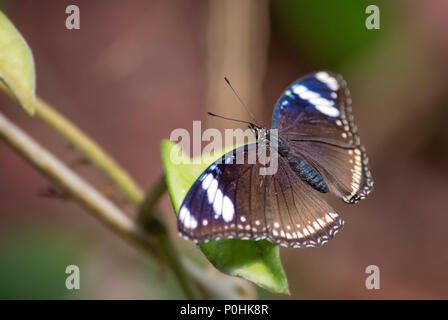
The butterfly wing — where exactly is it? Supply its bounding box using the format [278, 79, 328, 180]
[272, 71, 373, 203]
[178, 143, 269, 242]
[272, 71, 359, 147]
[178, 142, 344, 248]
[289, 140, 373, 203]
[268, 155, 344, 247]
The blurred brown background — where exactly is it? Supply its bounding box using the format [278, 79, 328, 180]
[0, 0, 447, 299]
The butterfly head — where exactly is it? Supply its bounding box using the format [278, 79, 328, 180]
[249, 123, 268, 141]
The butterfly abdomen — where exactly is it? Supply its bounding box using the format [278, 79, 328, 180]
[289, 157, 328, 193]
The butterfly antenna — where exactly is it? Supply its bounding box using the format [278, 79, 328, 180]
[224, 77, 259, 125]
[207, 112, 255, 126]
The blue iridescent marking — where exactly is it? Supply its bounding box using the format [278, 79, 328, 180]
[272, 74, 341, 127]
[280, 100, 289, 111]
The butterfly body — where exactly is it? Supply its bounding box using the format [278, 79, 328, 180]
[288, 155, 328, 193]
[177, 71, 373, 248]
[262, 130, 329, 194]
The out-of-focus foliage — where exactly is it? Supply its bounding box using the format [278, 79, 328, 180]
[0, 228, 84, 299]
[270, 0, 389, 67]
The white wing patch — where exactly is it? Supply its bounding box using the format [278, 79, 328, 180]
[207, 178, 218, 203]
[222, 196, 235, 222]
[179, 206, 198, 230]
[316, 71, 339, 90]
[213, 189, 223, 218]
[291, 83, 340, 118]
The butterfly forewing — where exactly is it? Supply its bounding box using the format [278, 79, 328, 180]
[178, 144, 269, 242]
[272, 71, 359, 148]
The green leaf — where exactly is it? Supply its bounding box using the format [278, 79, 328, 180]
[161, 139, 289, 294]
[0, 11, 36, 116]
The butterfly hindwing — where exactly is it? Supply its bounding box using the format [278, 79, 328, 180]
[290, 140, 373, 203]
[267, 155, 343, 247]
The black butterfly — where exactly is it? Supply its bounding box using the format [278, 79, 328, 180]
[177, 71, 373, 248]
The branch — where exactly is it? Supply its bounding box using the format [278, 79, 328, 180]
[0, 86, 252, 299]
[35, 97, 144, 205]
[138, 175, 167, 227]
[0, 111, 198, 299]
[0, 82, 143, 205]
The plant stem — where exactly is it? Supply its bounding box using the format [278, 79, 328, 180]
[0, 82, 144, 205]
[0, 110, 153, 251]
[34, 97, 144, 205]
[138, 175, 167, 225]
[0, 111, 199, 299]
[157, 233, 201, 299]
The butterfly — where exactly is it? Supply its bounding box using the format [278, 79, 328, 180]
[177, 71, 373, 248]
